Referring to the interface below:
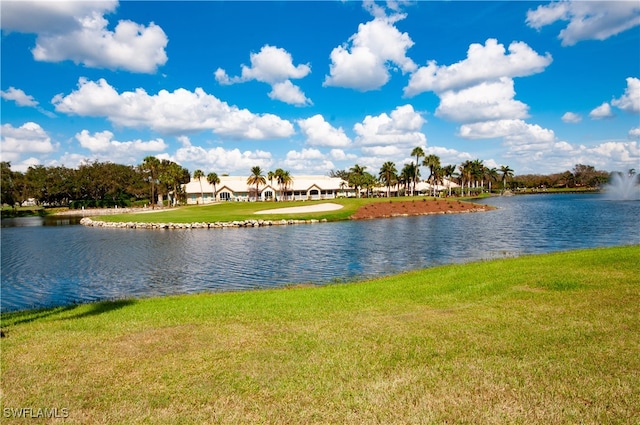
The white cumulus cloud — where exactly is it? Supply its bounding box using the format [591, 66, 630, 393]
[612, 77, 640, 114]
[75, 129, 167, 153]
[0, 87, 38, 107]
[168, 145, 273, 175]
[354, 104, 426, 147]
[435, 77, 529, 123]
[561, 112, 582, 123]
[1, 1, 167, 73]
[324, 16, 416, 91]
[589, 102, 614, 120]
[52, 78, 295, 139]
[284, 148, 336, 173]
[405, 39, 552, 96]
[526, 1, 640, 46]
[215, 45, 311, 106]
[297, 115, 351, 148]
[1, 122, 59, 164]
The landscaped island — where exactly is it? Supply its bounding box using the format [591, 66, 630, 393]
[1, 246, 638, 423]
[77, 198, 492, 229]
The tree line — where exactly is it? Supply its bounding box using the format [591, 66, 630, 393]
[1, 151, 620, 209]
[1, 156, 190, 208]
[330, 148, 517, 198]
[329, 154, 620, 198]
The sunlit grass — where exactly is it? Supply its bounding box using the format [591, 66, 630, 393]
[1, 245, 638, 423]
[97, 197, 480, 223]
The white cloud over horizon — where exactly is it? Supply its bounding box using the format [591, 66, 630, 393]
[52, 78, 295, 139]
[1, 0, 168, 73]
[526, 1, 640, 46]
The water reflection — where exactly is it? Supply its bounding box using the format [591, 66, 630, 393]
[2, 194, 639, 312]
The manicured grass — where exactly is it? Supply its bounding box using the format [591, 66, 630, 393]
[96, 197, 478, 223]
[1, 246, 638, 424]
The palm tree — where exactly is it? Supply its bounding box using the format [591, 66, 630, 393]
[423, 154, 441, 197]
[207, 172, 220, 201]
[400, 163, 416, 196]
[442, 164, 457, 196]
[247, 166, 266, 201]
[379, 161, 398, 198]
[410, 146, 425, 196]
[159, 160, 190, 206]
[349, 164, 367, 198]
[500, 165, 514, 193]
[458, 160, 473, 196]
[141, 156, 160, 208]
[470, 159, 484, 192]
[432, 166, 444, 197]
[193, 169, 205, 204]
[485, 167, 499, 194]
[275, 169, 292, 201]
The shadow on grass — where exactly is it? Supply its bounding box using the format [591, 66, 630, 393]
[1, 299, 136, 335]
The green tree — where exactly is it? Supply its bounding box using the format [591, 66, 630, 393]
[207, 172, 220, 201]
[348, 164, 367, 198]
[399, 163, 416, 196]
[442, 164, 457, 196]
[247, 166, 266, 201]
[410, 146, 425, 196]
[1, 162, 17, 206]
[160, 160, 190, 206]
[275, 168, 292, 201]
[379, 161, 398, 198]
[500, 165, 514, 192]
[193, 169, 205, 204]
[141, 156, 161, 208]
[423, 154, 441, 197]
[485, 167, 499, 193]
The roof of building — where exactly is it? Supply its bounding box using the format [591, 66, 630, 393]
[184, 175, 349, 194]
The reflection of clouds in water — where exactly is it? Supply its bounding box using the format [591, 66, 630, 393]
[2, 194, 639, 312]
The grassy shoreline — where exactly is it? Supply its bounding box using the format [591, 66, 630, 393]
[86, 197, 486, 224]
[1, 245, 638, 424]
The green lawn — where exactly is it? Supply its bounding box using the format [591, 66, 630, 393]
[94, 197, 480, 224]
[1, 245, 638, 424]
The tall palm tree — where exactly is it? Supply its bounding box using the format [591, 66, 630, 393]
[275, 168, 292, 201]
[423, 154, 441, 197]
[410, 146, 425, 196]
[433, 166, 444, 197]
[485, 167, 498, 194]
[141, 156, 160, 208]
[247, 166, 266, 201]
[500, 165, 514, 193]
[193, 169, 205, 204]
[349, 164, 366, 198]
[207, 172, 220, 201]
[470, 159, 484, 192]
[400, 163, 416, 196]
[379, 161, 398, 198]
[459, 160, 473, 196]
[443, 164, 457, 196]
[159, 160, 190, 206]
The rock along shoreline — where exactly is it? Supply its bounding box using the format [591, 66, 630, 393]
[80, 217, 328, 229]
[79, 207, 489, 230]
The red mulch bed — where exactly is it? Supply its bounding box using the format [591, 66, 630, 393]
[350, 198, 491, 220]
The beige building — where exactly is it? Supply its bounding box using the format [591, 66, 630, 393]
[183, 175, 353, 204]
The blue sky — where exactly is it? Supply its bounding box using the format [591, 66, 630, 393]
[1, 1, 639, 176]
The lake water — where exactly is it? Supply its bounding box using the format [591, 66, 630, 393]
[2, 194, 639, 312]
